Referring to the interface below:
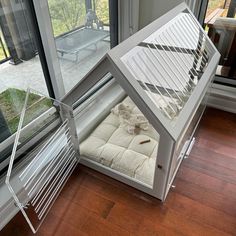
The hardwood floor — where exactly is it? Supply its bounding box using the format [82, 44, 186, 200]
[1, 107, 236, 236]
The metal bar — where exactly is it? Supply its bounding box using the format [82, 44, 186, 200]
[146, 44, 184, 102]
[153, 38, 190, 92]
[139, 42, 194, 54]
[179, 16, 208, 62]
[23, 129, 70, 189]
[166, 27, 200, 76]
[172, 20, 207, 75]
[133, 55, 175, 112]
[154, 36, 193, 89]
[158, 33, 195, 87]
[19, 120, 68, 180]
[159, 31, 197, 81]
[131, 57, 173, 119]
[151, 42, 187, 95]
[177, 17, 208, 62]
[127, 60, 172, 119]
[172, 21, 206, 74]
[38, 158, 77, 220]
[184, 13, 215, 66]
[167, 24, 200, 73]
[140, 49, 180, 110]
[187, 13, 215, 54]
[36, 153, 76, 217]
[31, 146, 73, 205]
[180, 20, 208, 73]
[35, 151, 75, 213]
[137, 52, 177, 114]
[28, 140, 73, 198]
[182, 16, 209, 61]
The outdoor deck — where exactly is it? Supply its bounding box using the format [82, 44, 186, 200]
[0, 39, 110, 96]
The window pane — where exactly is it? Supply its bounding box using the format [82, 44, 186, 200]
[0, 0, 50, 164]
[0, 1, 49, 95]
[48, 0, 111, 93]
[204, 0, 236, 79]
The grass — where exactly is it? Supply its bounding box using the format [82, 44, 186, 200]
[0, 88, 52, 134]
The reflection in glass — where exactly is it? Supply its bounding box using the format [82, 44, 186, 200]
[0, 89, 55, 173]
[204, 0, 236, 79]
[121, 13, 214, 123]
[48, 0, 111, 92]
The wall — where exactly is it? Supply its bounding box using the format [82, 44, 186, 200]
[139, 0, 184, 29]
[118, 0, 140, 42]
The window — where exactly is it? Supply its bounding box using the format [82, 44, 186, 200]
[47, 0, 114, 93]
[203, 0, 236, 82]
[0, 0, 53, 173]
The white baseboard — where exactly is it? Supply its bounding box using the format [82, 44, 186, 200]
[207, 84, 236, 114]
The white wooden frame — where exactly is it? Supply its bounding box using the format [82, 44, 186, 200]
[62, 3, 220, 201]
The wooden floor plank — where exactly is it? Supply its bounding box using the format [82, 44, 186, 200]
[1, 107, 236, 236]
[174, 177, 236, 217]
[81, 213, 130, 236]
[194, 137, 236, 159]
[191, 146, 236, 171]
[167, 192, 236, 235]
[177, 165, 236, 199]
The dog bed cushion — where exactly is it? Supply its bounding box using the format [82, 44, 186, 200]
[80, 97, 160, 186]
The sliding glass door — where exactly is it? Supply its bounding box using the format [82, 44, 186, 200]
[46, 0, 116, 93]
[0, 0, 52, 154]
[0, 0, 118, 169]
[0, 0, 118, 232]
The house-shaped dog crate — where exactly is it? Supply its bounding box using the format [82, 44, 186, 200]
[3, 2, 220, 234]
[62, 3, 220, 201]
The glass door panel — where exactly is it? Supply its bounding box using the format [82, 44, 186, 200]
[47, 0, 111, 93]
[0, 0, 53, 173]
[5, 89, 79, 233]
[204, 0, 236, 80]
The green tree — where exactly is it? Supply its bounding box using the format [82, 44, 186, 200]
[48, 0, 86, 36]
[94, 0, 109, 25]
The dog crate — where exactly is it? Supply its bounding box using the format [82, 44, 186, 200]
[62, 3, 220, 200]
[3, 2, 220, 234]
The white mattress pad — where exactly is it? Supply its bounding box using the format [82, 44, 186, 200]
[80, 97, 160, 186]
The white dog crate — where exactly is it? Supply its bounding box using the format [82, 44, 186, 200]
[2, 2, 220, 234]
[62, 3, 220, 201]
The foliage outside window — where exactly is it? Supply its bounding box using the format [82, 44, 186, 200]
[48, 0, 109, 37]
[94, 0, 109, 25]
[48, 0, 86, 37]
